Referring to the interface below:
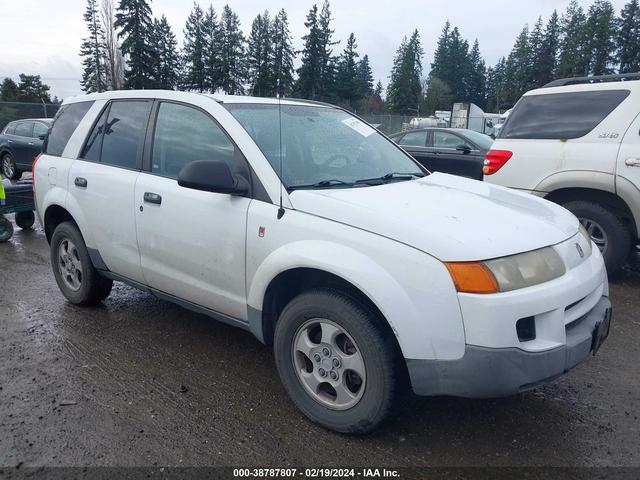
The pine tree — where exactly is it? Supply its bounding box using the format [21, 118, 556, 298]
[430, 21, 451, 83]
[80, 0, 107, 93]
[422, 77, 452, 115]
[617, 0, 640, 73]
[16, 75, 51, 103]
[247, 11, 273, 97]
[485, 57, 506, 112]
[0, 78, 19, 101]
[466, 39, 486, 108]
[317, 1, 339, 100]
[532, 11, 560, 86]
[557, 1, 590, 77]
[115, 0, 154, 89]
[219, 4, 246, 95]
[335, 33, 360, 107]
[182, 3, 206, 92]
[586, 0, 617, 75]
[151, 15, 180, 89]
[387, 30, 424, 114]
[356, 54, 374, 99]
[295, 4, 322, 99]
[202, 5, 222, 92]
[504, 26, 532, 105]
[271, 8, 295, 96]
[527, 17, 545, 89]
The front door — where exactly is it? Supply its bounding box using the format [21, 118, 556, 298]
[135, 101, 251, 320]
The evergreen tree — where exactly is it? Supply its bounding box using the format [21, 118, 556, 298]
[101, 0, 125, 90]
[466, 39, 486, 108]
[0, 78, 19, 101]
[219, 4, 246, 95]
[202, 5, 222, 92]
[356, 54, 374, 99]
[532, 11, 560, 86]
[485, 57, 506, 111]
[429, 21, 451, 84]
[80, 0, 107, 93]
[387, 30, 424, 114]
[271, 8, 295, 96]
[295, 4, 322, 99]
[422, 76, 452, 115]
[527, 17, 545, 88]
[247, 11, 272, 97]
[617, 0, 640, 73]
[363, 79, 385, 114]
[16, 75, 51, 102]
[586, 0, 617, 74]
[557, 1, 590, 77]
[335, 33, 360, 107]
[182, 3, 206, 92]
[317, 1, 339, 100]
[115, 0, 154, 89]
[151, 15, 180, 89]
[504, 26, 532, 105]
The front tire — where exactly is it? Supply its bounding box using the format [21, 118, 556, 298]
[15, 211, 35, 230]
[274, 289, 400, 434]
[50, 221, 113, 305]
[562, 200, 631, 274]
[2, 153, 22, 180]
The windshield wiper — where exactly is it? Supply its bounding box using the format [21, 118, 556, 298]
[288, 179, 355, 191]
[355, 172, 425, 185]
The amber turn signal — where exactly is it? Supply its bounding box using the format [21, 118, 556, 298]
[444, 262, 499, 294]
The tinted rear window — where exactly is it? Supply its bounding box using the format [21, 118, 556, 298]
[500, 90, 630, 140]
[99, 101, 151, 169]
[45, 101, 94, 156]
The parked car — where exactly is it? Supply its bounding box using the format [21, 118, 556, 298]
[35, 91, 610, 434]
[389, 128, 492, 180]
[485, 73, 640, 274]
[0, 118, 52, 179]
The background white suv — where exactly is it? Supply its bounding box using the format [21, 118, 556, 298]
[485, 74, 640, 274]
[34, 90, 610, 433]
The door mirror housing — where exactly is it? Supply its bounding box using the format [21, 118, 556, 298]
[38, 134, 47, 141]
[456, 145, 472, 154]
[178, 160, 249, 196]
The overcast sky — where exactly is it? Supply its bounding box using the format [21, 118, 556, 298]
[0, 0, 629, 100]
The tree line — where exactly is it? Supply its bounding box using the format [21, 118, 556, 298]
[1, 0, 639, 116]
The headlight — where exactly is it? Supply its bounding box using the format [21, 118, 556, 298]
[445, 247, 566, 294]
[578, 224, 593, 256]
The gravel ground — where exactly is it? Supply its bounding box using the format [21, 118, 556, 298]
[0, 218, 639, 469]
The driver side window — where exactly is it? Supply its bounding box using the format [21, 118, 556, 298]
[433, 131, 470, 149]
[152, 102, 236, 179]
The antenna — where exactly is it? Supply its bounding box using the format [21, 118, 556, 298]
[277, 79, 285, 220]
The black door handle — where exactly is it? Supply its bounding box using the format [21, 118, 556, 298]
[74, 177, 88, 188]
[143, 192, 162, 205]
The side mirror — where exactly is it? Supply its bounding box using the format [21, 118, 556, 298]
[38, 134, 46, 141]
[456, 145, 472, 154]
[178, 160, 249, 196]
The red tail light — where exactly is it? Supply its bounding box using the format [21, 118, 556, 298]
[32, 153, 42, 190]
[483, 150, 513, 175]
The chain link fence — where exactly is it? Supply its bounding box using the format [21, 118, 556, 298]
[0, 101, 61, 131]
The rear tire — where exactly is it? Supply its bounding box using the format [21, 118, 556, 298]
[1, 153, 22, 180]
[274, 289, 400, 434]
[0, 216, 13, 242]
[562, 200, 630, 274]
[50, 221, 113, 305]
[15, 211, 35, 230]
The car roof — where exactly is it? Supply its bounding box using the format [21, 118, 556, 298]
[525, 78, 640, 97]
[10, 118, 51, 124]
[62, 89, 330, 109]
[390, 128, 473, 137]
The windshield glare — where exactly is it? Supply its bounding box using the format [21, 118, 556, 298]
[224, 104, 423, 188]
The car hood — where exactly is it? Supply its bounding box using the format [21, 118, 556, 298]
[289, 173, 579, 261]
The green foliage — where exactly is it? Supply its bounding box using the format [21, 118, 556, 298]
[181, 3, 206, 92]
[80, 0, 107, 93]
[617, 0, 640, 73]
[387, 30, 423, 114]
[219, 5, 246, 95]
[115, 0, 155, 89]
[557, 1, 591, 77]
[271, 9, 295, 96]
[0, 78, 19, 101]
[247, 11, 273, 97]
[335, 33, 360, 107]
[16, 74, 51, 103]
[586, 0, 617, 74]
[151, 15, 180, 89]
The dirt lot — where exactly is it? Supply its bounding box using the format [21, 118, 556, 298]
[0, 218, 639, 469]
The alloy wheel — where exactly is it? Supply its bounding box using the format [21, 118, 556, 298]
[292, 318, 366, 410]
[2, 155, 14, 178]
[58, 238, 83, 291]
[580, 217, 608, 255]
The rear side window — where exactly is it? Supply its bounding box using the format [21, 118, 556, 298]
[46, 101, 94, 156]
[33, 122, 49, 138]
[15, 122, 33, 137]
[99, 101, 151, 169]
[399, 130, 427, 147]
[500, 90, 630, 140]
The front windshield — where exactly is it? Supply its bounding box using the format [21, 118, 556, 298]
[462, 129, 494, 150]
[224, 103, 424, 189]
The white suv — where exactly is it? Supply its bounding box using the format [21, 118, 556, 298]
[34, 90, 611, 433]
[485, 74, 640, 274]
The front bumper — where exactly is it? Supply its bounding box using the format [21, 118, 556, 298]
[407, 296, 611, 398]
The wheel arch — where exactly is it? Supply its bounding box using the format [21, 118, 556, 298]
[43, 204, 77, 243]
[544, 187, 637, 238]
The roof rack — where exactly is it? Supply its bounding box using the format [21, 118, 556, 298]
[544, 72, 640, 88]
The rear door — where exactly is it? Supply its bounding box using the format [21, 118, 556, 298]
[12, 121, 35, 167]
[68, 99, 152, 283]
[395, 130, 433, 168]
[134, 100, 251, 319]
